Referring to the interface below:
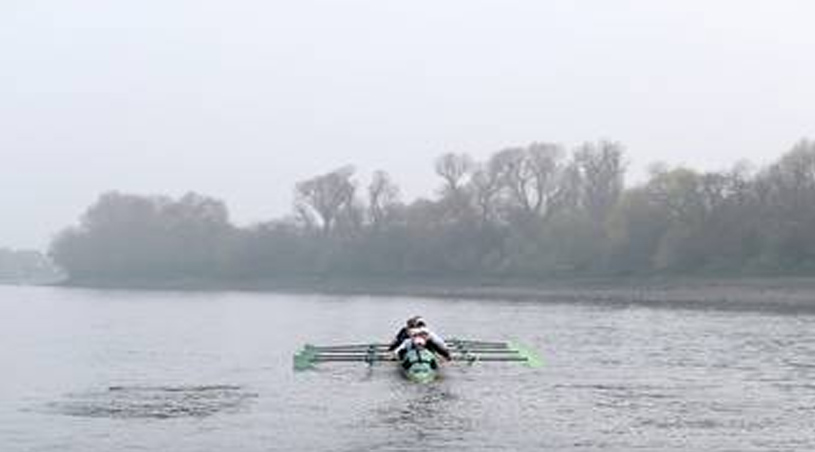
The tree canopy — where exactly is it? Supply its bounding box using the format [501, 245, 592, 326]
[50, 140, 815, 284]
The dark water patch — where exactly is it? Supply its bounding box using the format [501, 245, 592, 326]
[46, 384, 257, 419]
[372, 389, 464, 428]
[639, 417, 724, 430]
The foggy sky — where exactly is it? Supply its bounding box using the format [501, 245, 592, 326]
[2, 0, 814, 249]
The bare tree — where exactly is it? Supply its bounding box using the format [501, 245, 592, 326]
[435, 152, 474, 195]
[492, 143, 565, 217]
[574, 140, 626, 222]
[434, 152, 476, 223]
[294, 166, 357, 235]
[469, 157, 505, 224]
[367, 170, 400, 229]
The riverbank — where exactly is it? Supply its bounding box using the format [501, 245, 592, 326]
[54, 275, 815, 313]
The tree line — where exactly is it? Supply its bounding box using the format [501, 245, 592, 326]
[0, 248, 62, 284]
[50, 139, 815, 284]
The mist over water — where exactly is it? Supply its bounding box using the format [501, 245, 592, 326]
[2, 285, 814, 451]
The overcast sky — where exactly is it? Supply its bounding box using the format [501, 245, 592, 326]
[2, 0, 814, 250]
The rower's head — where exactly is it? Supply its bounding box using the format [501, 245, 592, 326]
[409, 327, 429, 346]
[412, 335, 427, 347]
[409, 326, 430, 343]
[406, 315, 423, 328]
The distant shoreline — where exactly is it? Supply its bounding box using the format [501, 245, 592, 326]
[53, 276, 815, 314]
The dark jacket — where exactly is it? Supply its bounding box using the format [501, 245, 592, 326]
[425, 338, 451, 360]
[387, 327, 411, 351]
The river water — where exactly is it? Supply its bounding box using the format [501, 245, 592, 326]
[1, 285, 814, 451]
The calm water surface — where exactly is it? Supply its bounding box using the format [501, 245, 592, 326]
[1, 285, 814, 451]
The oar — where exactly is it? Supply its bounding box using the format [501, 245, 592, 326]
[294, 353, 539, 370]
[457, 356, 531, 363]
[303, 344, 388, 352]
[316, 356, 530, 362]
[450, 348, 520, 354]
[448, 339, 510, 346]
[298, 343, 525, 359]
[299, 345, 516, 358]
[302, 354, 531, 363]
[303, 340, 513, 350]
[309, 356, 397, 362]
[301, 353, 528, 367]
[304, 352, 524, 360]
[307, 348, 520, 356]
[294, 339, 542, 370]
[302, 353, 393, 359]
[305, 355, 532, 364]
[455, 340, 542, 367]
[294, 353, 398, 370]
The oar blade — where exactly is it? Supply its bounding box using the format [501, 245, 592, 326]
[293, 350, 316, 371]
[508, 341, 543, 368]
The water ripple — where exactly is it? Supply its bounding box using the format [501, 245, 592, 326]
[45, 384, 257, 419]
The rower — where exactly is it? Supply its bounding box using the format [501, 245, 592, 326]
[393, 323, 452, 362]
[412, 318, 450, 359]
[394, 328, 439, 370]
[387, 316, 422, 351]
[413, 325, 452, 361]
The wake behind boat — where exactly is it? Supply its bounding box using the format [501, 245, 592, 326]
[293, 338, 541, 383]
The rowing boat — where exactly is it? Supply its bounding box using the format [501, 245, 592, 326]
[293, 338, 540, 383]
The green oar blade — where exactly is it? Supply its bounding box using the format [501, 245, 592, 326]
[293, 350, 316, 371]
[508, 341, 543, 368]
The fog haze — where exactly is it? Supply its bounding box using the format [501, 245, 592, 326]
[2, 0, 814, 249]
